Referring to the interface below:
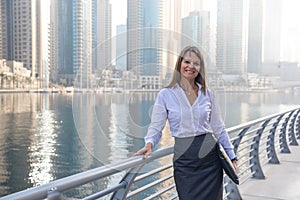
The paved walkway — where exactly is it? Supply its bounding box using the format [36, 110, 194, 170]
[239, 144, 300, 200]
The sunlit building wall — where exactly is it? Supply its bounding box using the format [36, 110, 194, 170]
[1, 0, 51, 87]
[37, 0, 51, 88]
[92, 0, 112, 71]
[247, 0, 263, 74]
[73, 0, 92, 88]
[161, 0, 181, 82]
[49, 1, 58, 83]
[127, 0, 142, 74]
[216, 0, 249, 75]
[3, 0, 37, 77]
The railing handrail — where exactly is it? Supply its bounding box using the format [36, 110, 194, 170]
[0, 147, 174, 200]
[1, 107, 299, 200]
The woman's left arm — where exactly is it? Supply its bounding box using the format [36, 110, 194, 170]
[209, 90, 236, 160]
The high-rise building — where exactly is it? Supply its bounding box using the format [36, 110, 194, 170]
[127, 0, 142, 74]
[1, 0, 37, 76]
[0, 0, 12, 60]
[116, 24, 127, 71]
[247, 0, 263, 74]
[49, 0, 59, 83]
[182, 11, 210, 56]
[73, 0, 93, 88]
[1, 0, 51, 87]
[50, 0, 74, 82]
[92, 0, 112, 71]
[140, 0, 162, 77]
[51, 0, 110, 88]
[216, 0, 249, 75]
[37, 0, 51, 88]
[161, 0, 181, 82]
[0, 1, 4, 59]
[127, 0, 163, 88]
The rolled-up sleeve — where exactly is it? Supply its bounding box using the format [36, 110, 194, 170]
[144, 91, 168, 147]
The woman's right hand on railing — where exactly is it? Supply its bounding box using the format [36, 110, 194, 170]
[134, 142, 153, 159]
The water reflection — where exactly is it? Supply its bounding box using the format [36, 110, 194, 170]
[216, 92, 300, 127]
[72, 93, 157, 166]
[109, 102, 131, 161]
[0, 93, 101, 196]
[28, 95, 58, 185]
[0, 93, 41, 194]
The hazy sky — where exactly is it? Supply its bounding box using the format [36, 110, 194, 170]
[281, 0, 300, 62]
[110, 0, 127, 34]
[110, 0, 300, 63]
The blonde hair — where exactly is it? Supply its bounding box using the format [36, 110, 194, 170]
[166, 46, 207, 95]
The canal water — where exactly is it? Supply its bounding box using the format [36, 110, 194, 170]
[0, 91, 299, 198]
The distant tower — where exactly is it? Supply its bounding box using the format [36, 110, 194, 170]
[1, 0, 50, 87]
[116, 24, 127, 71]
[247, 0, 263, 74]
[36, 0, 51, 88]
[0, 1, 4, 59]
[140, 0, 162, 77]
[50, 0, 74, 84]
[161, 0, 181, 82]
[92, 0, 112, 71]
[1, 0, 37, 76]
[72, 0, 93, 88]
[127, 0, 163, 88]
[127, 0, 142, 74]
[216, 0, 249, 75]
[182, 11, 210, 55]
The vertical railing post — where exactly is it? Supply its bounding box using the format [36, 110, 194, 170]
[267, 115, 283, 164]
[223, 128, 249, 200]
[288, 110, 299, 145]
[279, 112, 294, 153]
[231, 127, 250, 152]
[111, 163, 145, 200]
[296, 109, 300, 139]
[47, 188, 61, 200]
[249, 120, 270, 179]
[224, 176, 242, 200]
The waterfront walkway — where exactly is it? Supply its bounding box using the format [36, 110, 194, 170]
[239, 145, 300, 200]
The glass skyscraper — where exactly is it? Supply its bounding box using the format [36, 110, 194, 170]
[127, 0, 163, 88]
[216, 0, 249, 75]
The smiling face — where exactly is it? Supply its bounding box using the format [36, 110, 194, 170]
[180, 51, 201, 83]
[168, 46, 207, 94]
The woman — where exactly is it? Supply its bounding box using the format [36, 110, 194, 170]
[135, 46, 238, 199]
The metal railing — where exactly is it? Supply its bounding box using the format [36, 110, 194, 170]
[1, 107, 299, 200]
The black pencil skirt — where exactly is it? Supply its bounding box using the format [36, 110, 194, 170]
[173, 134, 223, 200]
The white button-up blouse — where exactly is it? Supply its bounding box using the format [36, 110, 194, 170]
[145, 83, 236, 160]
